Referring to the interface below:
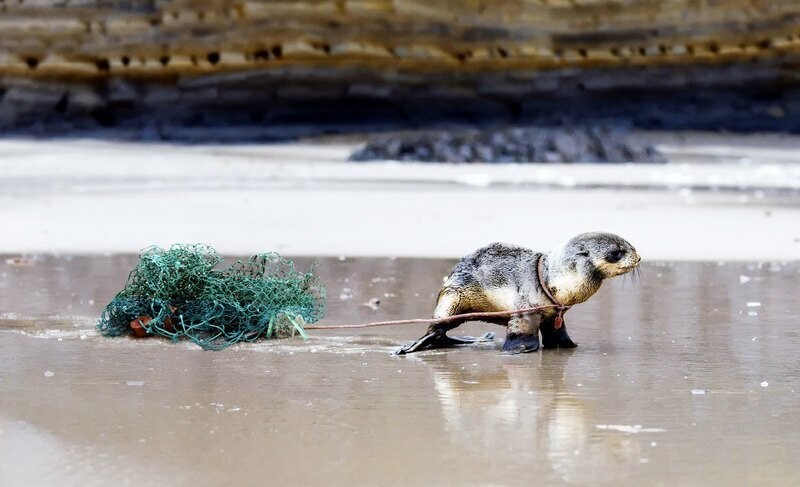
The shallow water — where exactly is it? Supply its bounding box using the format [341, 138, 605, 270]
[1, 255, 799, 486]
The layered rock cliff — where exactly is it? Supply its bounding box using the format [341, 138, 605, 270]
[1, 1, 798, 137]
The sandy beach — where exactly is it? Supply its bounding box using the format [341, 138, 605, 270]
[1, 135, 799, 261]
[1, 132, 799, 486]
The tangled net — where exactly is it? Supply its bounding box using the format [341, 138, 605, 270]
[97, 244, 326, 350]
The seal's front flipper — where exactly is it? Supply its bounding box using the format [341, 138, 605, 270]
[395, 331, 496, 355]
[502, 333, 540, 354]
[395, 332, 437, 355]
[541, 320, 578, 349]
[556, 325, 578, 348]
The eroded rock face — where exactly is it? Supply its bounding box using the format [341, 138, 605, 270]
[0, 1, 798, 136]
[1, 0, 799, 77]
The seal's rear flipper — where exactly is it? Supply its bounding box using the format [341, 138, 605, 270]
[502, 333, 540, 354]
[395, 331, 495, 355]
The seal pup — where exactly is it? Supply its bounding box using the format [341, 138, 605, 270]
[397, 232, 641, 354]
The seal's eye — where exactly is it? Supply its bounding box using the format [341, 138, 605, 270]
[606, 249, 626, 263]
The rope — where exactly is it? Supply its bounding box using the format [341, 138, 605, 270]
[304, 304, 563, 330]
[97, 244, 572, 347]
[537, 254, 569, 329]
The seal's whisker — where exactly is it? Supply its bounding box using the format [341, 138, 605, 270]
[633, 266, 642, 285]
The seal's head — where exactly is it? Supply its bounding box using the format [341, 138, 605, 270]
[565, 231, 641, 278]
[548, 232, 641, 305]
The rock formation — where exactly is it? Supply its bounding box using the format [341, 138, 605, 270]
[1, 1, 798, 137]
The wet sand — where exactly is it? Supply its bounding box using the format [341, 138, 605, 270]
[1, 255, 799, 486]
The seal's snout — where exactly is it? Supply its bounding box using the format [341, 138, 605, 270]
[597, 240, 640, 278]
[618, 252, 641, 274]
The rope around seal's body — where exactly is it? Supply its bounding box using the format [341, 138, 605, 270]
[536, 254, 570, 329]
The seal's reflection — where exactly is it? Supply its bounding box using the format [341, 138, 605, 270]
[416, 349, 643, 485]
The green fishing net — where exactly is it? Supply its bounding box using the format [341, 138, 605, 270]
[97, 244, 326, 350]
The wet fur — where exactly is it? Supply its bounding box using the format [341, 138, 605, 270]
[399, 232, 641, 354]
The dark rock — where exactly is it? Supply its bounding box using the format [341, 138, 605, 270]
[349, 126, 667, 163]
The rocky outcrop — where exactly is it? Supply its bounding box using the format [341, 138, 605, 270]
[1, 0, 799, 77]
[1, 1, 799, 136]
[0, 0, 800, 79]
[350, 126, 666, 163]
